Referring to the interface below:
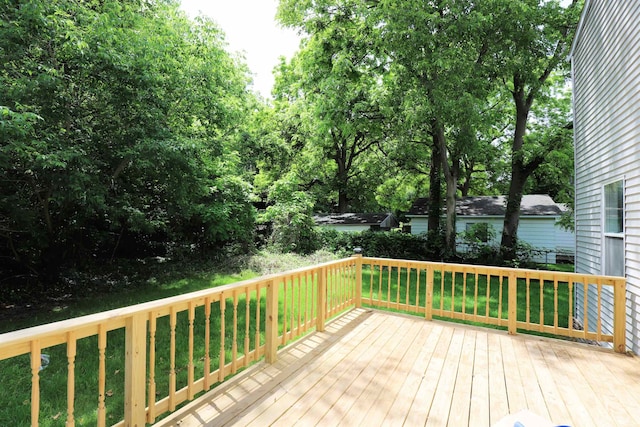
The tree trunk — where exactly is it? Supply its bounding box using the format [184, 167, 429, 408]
[501, 167, 525, 260]
[337, 188, 349, 213]
[428, 136, 442, 232]
[500, 81, 532, 260]
[433, 120, 457, 254]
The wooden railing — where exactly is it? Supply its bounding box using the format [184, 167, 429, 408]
[360, 257, 626, 350]
[0, 258, 357, 427]
[0, 255, 626, 426]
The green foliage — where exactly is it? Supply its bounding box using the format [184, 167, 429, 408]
[260, 174, 320, 254]
[317, 229, 447, 261]
[0, 0, 257, 295]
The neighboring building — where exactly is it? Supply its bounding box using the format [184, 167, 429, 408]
[406, 195, 574, 263]
[313, 213, 398, 233]
[570, 0, 640, 353]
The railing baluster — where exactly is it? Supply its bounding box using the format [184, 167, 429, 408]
[30, 340, 40, 427]
[255, 286, 262, 357]
[289, 277, 295, 338]
[317, 267, 327, 332]
[188, 301, 195, 400]
[582, 277, 589, 339]
[169, 307, 177, 412]
[204, 297, 211, 390]
[451, 271, 456, 313]
[461, 271, 467, 315]
[568, 279, 574, 335]
[282, 278, 288, 344]
[526, 273, 531, 325]
[66, 331, 76, 427]
[296, 275, 302, 336]
[596, 279, 603, 341]
[232, 291, 238, 374]
[97, 324, 107, 427]
[485, 274, 491, 320]
[498, 273, 503, 321]
[440, 266, 445, 311]
[474, 272, 479, 317]
[148, 312, 157, 422]
[425, 267, 433, 320]
[415, 266, 421, 310]
[245, 286, 251, 366]
[396, 264, 401, 310]
[219, 295, 226, 382]
[539, 279, 544, 331]
[265, 280, 279, 363]
[406, 266, 411, 309]
[303, 273, 309, 332]
[377, 263, 382, 305]
[554, 279, 559, 334]
[387, 265, 392, 308]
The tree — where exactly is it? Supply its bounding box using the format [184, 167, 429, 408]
[0, 0, 256, 289]
[487, 0, 581, 258]
[370, 0, 499, 253]
[276, 1, 389, 213]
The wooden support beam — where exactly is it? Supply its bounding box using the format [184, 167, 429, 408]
[124, 313, 147, 427]
[613, 278, 627, 353]
[508, 272, 517, 335]
[354, 255, 363, 308]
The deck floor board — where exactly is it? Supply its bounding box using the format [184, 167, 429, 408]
[154, 308, 640, 427]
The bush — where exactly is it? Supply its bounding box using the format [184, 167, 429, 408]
[317, 229, 447, 261]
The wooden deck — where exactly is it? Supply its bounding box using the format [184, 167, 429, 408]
[154, 308, 640, 427]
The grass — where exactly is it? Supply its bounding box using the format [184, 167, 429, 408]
[361, 265, 571, 330]
[0, 255, 569, 426]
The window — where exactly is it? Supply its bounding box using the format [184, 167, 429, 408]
[604, 181, 624, 234]
[603, 180, 624, 277]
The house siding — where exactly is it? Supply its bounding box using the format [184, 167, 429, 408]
[408, 217, 429, 236]
[409, 216, 571, 264]
[320, 224, 371, 233]
[572, 0, 640, 353]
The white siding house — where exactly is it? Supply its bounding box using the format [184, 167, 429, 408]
[570, 0, 640, 353]
[407, 195, 573, 263]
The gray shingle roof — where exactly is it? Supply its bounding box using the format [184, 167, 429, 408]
[313, 213, 398, 227]
[407, 195, 563, 216]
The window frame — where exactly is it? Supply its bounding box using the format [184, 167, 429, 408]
[601, 178, 625, 277]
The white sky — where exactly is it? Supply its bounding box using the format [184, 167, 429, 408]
[179, 0, 302, 98]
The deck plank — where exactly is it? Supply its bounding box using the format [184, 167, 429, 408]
[468, 331, 490, 427]
[153, 309, 640, 427]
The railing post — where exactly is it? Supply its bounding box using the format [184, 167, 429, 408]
[353, 254, 363, 308]
[316, 266, 327, 332]
[265, 280, 279, 363]
[425, 266, 433, 321]
[124, 312, 147, 427]
[613, 278, 627, 353]
[508, 271, 517, 335]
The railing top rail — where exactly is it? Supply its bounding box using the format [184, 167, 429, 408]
[360, 256, 626, 283]
[0, 257, 356, 350]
